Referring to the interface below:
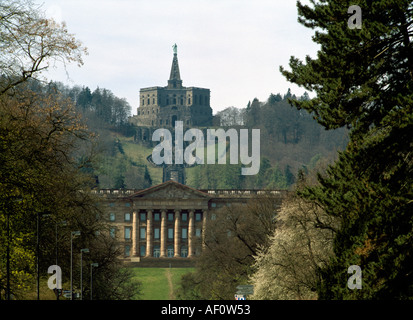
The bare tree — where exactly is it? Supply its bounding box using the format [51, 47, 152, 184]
[0, 0, 87, 95]
[177, 194, 281, 300]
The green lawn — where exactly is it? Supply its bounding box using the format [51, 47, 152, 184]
[130, 267, 194, 300]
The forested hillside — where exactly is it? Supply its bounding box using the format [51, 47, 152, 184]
[27, 81, 348, 190]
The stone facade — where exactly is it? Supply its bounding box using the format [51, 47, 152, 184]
[94, 180, 287, 267]
[129, 45, 213, 129]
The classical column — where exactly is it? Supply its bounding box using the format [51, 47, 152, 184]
[160, 210, 167, 258]
[202, 210, 208, 250]
[145, 210, 153, 257]
[132, 211, 139, 257]
[174, 210, 181, 257]
[188, 210, 194, 257]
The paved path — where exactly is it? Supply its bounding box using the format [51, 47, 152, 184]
[165, 268, 175, 300]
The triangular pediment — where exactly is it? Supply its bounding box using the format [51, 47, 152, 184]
[129, 180, 210, 200]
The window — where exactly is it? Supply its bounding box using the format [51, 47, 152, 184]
[154, 228, 160, 239]
[168, 213, 174, 222]
[140, 213, 146, 222]
[109, 203, 115, 207]
[140, 227, 146, 239]
[167, 245, 174, 257]
[140, 245, 146, 257]
[153, 245, 160, 258]
[195, 228, 201, 237]
[109, 213, 115, 221]
[181, 246, 188, 258]
[110, 228, 116, 238]
[124, 213, 131, 222]
[125, 203, 131, 207]
[211, 214, 217, 221]
[154, 213, 160, 221]
[195, 213, 202, 222]
[125, 245, 130, 257]
[182, 228, 188, 239]
[181, 213, 188, 222]
[124, 227, 131, 240]
[211, 202, 216, 208]
[168, 228, 174, 240]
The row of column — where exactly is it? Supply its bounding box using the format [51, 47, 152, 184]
[131, 209, 207, 258]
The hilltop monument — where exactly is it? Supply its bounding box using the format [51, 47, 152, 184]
[129, 45, 214, 184]
[129, 44, 213, 130]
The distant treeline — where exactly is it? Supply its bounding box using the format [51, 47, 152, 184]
[26, 80, 134, 134]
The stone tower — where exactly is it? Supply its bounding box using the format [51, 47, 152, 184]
[130, 45, 212, 185]
[129, 44, 213, 129]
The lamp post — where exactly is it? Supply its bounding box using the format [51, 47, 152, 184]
[70, 231, 81, 300]
[6, 209, 10, 300]
[90, 263, 98, 300]
[5, 198, 22, 300]
[80, 248, 89, 300]
[55, 220, 67, 300]
[37, 212, 51, 300]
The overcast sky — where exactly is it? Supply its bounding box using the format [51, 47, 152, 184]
[40, 0, 319, 115]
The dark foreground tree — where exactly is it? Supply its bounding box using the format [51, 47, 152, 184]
[281, 0, 412, 299]
[0, 0, 140, 299]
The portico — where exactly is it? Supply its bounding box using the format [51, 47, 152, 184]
[93, 179, 287, 266]
[128, 180, 210, 260]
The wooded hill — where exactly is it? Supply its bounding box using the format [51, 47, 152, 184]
[28, 81, 348, 190]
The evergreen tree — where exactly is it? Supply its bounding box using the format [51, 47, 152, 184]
[77, 86, 92, 111]
[143, 166, 152, 188]
[281, 0, 413, 299]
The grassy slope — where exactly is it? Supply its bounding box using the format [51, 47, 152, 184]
[113, 133, 163, 186]
[130, 267, 194, 300]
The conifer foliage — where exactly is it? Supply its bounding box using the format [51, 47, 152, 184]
[281, 0, 413, 299]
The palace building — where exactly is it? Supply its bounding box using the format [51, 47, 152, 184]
[94, 180, 286, 267]
[113, 45, 286, 266]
